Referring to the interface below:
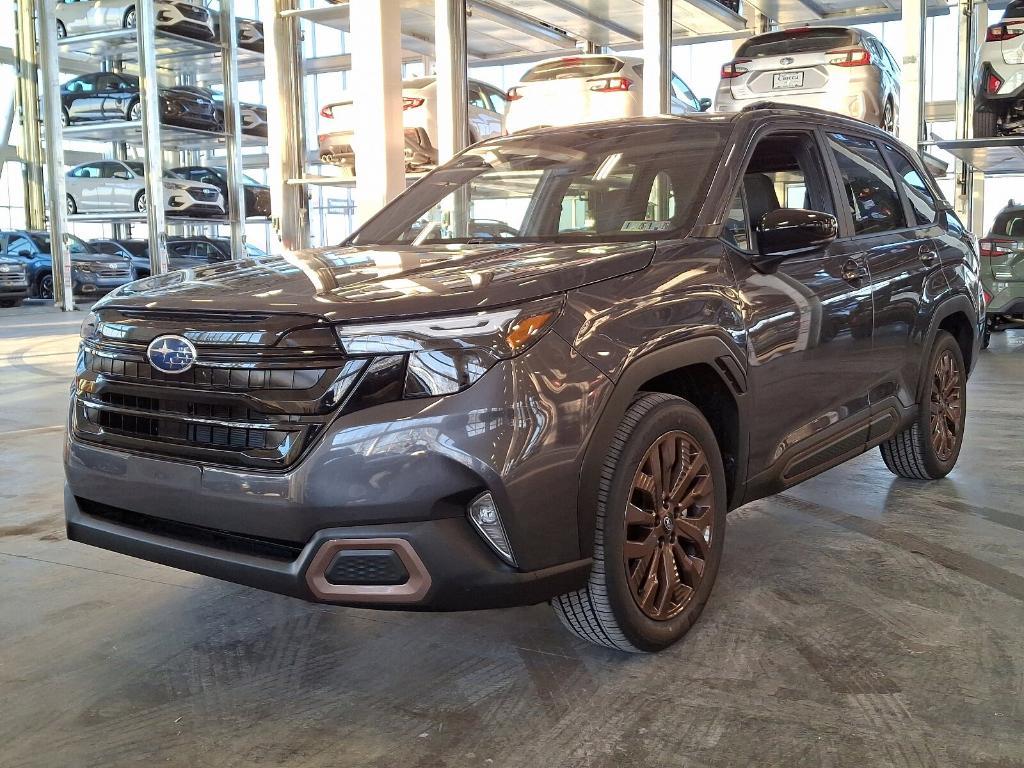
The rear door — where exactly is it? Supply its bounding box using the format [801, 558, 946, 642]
[822, 130, 946, 424]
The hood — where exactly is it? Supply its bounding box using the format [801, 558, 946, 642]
[97, 241, 655, 321]
[72, 253, 130, 266]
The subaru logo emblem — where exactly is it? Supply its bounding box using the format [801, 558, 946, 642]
[147, 334, 197, 374]
[780, 57, 794, 65]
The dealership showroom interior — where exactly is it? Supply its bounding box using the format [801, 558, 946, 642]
[4, 0, 1024, 764]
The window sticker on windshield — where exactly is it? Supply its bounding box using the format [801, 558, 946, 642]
[621, 220, 672, 232]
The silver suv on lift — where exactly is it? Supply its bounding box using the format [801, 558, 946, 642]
[715, 26, 901, 133]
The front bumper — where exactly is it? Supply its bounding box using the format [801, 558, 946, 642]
[716, 87, 881, 125]
[73, 274, 132, 295]
[156, 5, 216, 41]
[166, 191, 225, 217]
[65, 331, 612, 609]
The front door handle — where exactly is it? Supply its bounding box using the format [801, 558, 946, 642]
[919, 244, 939, 266]
[842, 258, 869, 283]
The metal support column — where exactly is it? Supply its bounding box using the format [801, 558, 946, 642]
[351, 0, 405, 224]
[954, 0, 978, 222]
[219, 1, 246, 256]
[900, 0, 928, 151]
[37, 0, 73, 311]
[262, 0, 309, 251]
[136, 1, 169, 276]
[15, 1, 45, 231]
[435, 0, 469, 237]
[435, 0, 469, 163]
[642, 0, 671, 116]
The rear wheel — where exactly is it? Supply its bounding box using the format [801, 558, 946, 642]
[134, 190, 146, 213]
[61, 107, 70, 127]
[56, 20, 67, 38]
[124, 7, 137, 28]
[128, 99, 142, 122]
[881, 99, 896, 134]
[552, 393, 727, 653]
[973, 109, 999, 138]
[66, 194, 77, 215]
[879, 331, 966, 480]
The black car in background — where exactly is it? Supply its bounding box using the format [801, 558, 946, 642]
[173, 86, 269, 137]
[1, 231, 133, 299]
[61, 73, 220, 132]
[169, 166, 272, 218]
[234, 17, 265, 52]
[91, 236, 268, 279]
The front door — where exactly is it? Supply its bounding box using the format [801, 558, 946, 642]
[725, 129, 877, 487]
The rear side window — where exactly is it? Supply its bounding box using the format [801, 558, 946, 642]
[737, 28, 857, 57]
[992, 210, 1024, 237]
[826, 132, 906, 236]
[883, 143, 938, 226]
[521, 57, 622, 82]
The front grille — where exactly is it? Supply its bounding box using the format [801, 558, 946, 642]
[73, 309, 366, 470]
[97, 268, 131, 278]
[0, 271, 26, 285]
[192, 189, 219, 201]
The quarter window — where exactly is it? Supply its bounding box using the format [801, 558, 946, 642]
[883, 143, 938, 226]
[826, 132, 906, 236]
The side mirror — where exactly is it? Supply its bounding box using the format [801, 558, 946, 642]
[754, 208, 837, 269]
[17, 250, 31, 258]
[699, 97, 712, 112]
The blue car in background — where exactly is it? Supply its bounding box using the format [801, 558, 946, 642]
[0, 230, 133, 299]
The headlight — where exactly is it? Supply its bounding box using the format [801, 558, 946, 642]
[75, 263, 95, 273]
[333, 295, 562, 403]
[80, 311, 99, 339]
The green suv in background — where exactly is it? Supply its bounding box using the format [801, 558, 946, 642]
[981, 201, 1024, 347]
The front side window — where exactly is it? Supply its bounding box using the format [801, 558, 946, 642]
[351, 124, 729, 245]
[827, 132, 906, 236]
[671, 75, 700, 110]
[722, 131, 834, 252]
[71, 164, 100, 178]
[883, 143, 938, 226]
[66, 77, 94, 94]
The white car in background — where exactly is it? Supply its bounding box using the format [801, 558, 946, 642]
[973, 0, 1024, 136]
[54, 0, 216, 41]
[503, 54, 709, 134]
[65, 160, 225, 218]
[714, 26, 901, 132]
[317, 77, 506, 171]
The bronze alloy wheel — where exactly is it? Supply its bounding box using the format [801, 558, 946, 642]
[930, 349, 963, 462]
[623, 430, 715, 621]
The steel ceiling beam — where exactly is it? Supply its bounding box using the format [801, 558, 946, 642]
[469, 1, 578, 47]
[530, 0, 642, 41]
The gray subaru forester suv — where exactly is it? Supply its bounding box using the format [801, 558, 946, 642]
[66, 105, 983, 652]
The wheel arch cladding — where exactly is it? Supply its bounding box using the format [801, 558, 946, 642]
[576, 336, 748, 558]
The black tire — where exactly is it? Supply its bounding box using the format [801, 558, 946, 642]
[552, 392, 727, 653]
[881, 98, 896, 134]
[973, 109, 999, 139]
[37, 273, 54, 300]
[128, 99, 142, 122]
[56, 20, 67, 38]
[879, 330, 967, 480]
[61, 107, 70, 128]
[124, 7, 137, 28]
[66, 194, 77, 215]
[134, 190, 146, 213]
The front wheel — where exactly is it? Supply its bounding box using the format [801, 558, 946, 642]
[134, 190, 146, 213]
[66, 194, 77, 215]
[56, 20, 67, 38]
[124, 7, 137, 28]
[552, 392, 727, 653]
[879, 330, 967, 479]
[61, 107, 70, 127]
[37, 274, 54, 300]
[128, 99, 142, 122]
[881, 99, 896, 134]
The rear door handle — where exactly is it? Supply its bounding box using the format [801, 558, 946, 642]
[842, 258, 869, 283]
[919, 244, 939, 266]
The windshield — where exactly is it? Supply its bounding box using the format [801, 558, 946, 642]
[351, 122, 730, 246]
[125, 162, 145, 175]
[737, 28, 858, 57]
[30, 234, 92, 254]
